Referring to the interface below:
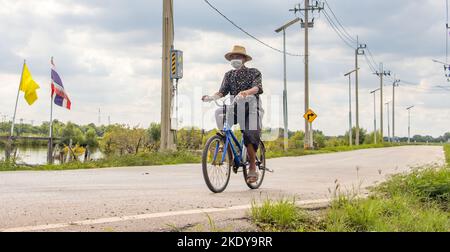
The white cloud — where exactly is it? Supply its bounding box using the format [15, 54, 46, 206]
[0, 0, 449, 138]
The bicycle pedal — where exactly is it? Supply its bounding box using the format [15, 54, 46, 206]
[263, 167, 274, 173]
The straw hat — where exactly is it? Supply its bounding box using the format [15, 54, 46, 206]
[225, 45, 252, 62]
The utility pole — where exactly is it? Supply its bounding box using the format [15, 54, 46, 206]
[290, 0, 324, 150]
[370, 88, 380, 144]
[345, 68, 359, 146]
[385, 101, 391, 142]
[392, 78, 400, 142]
[374, 63, 390, 142]
[355, 37, 366, 146]
[161, 0, 176, 150]
[407, 106, 414, 144]
[275, 17, 301, 152]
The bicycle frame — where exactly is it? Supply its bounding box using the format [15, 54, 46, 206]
[212, 120, 245, 168]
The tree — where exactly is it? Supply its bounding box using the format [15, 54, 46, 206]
[148, 123, 161, 143]
[177, 127, 203, 150]
[364, 131, 382, 144]
[100, 125, 146, 155]
[84, 128, 98, 148]
[326, 137, 346, 147]
[443, 132, 450, 142]
[313, 130, 326, 149]
[289, 131, 305, 149]
[59, 122, 84, 146]
[344, 127, 368, 145]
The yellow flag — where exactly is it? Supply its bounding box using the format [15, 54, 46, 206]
[19, 63, 40, 106]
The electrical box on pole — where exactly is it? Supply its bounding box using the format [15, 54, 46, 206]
[170, 49, 183, 133]
[170, 50, 183, 80]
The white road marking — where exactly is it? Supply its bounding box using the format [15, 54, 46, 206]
[1, 198, 330, 232]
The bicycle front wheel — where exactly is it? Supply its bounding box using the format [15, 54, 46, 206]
[202, 135, 232, 193]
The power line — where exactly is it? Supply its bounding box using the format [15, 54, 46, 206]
[400, 80, 423, 86]
[203, 0, 304, 57]
[322, 0, 385, 77]
[401, 85, 446, 93]
[365, 47, 379, 70]
[323, 0, 357, 44]
[322, 10, 354, 49]
[363, 53, 378, 73]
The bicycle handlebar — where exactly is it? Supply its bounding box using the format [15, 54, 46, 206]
[211, 96, 239, 108]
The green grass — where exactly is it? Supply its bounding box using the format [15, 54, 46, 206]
[444, 144, 450, 166]
[250, 199, 318, 232]
[325, 165, 450, 232]
[0, 151, 201, 171]
[251, 167, 450, 232]
[265, 143, 403, 159]
[250, 145, 450, 232]
[375, 166, 450, 211]
[325, 193, 449, 232]
[0, 142, 433, 172]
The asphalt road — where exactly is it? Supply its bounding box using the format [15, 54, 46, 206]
[0, 146, 444, 232]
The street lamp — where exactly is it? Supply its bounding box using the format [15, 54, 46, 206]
[406, 106, 415, 144]
[275, 17, 301, 152]
[344, 68, 359, 146]
[385, 101, 391, 143]
[370, 88, 381, 144]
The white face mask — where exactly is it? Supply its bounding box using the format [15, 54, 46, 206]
[230, 59, 243, 69]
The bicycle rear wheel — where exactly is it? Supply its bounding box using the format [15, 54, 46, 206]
[243, 141, 266, 190]
[202, 135, 232, 193]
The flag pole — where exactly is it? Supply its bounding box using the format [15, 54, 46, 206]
[48, 57, 55, 164]
[7, 60, 25, 160]
[10, 60, 25, 137]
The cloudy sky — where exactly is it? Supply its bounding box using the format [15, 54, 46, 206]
[0, 0, 449, 138]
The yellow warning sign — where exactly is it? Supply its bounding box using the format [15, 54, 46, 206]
[303, 109, 318, 123]
[171, 52, 177, 76]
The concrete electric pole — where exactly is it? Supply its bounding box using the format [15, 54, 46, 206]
[275, 17, 301, 152]
[290, 0, 324, 150]
[161, 0, 176, 151]
[374, 63, 390, 143]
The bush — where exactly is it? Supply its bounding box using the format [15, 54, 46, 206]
[376, 167, 450, 211]
[251, 199, 314, 232]
[100, 125, 147, 155]
[326, 194, 449, 232]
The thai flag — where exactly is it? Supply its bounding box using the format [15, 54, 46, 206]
[51, 60, 71, 110]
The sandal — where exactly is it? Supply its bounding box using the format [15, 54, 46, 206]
[247, 170, 259, 184]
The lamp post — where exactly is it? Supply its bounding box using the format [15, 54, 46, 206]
[370, 88, 381, 144]
[275, 17, 301, 152]
[344, 68, 359, 146]
[385, 101, 391, 142]
[406, 106, 415, 144]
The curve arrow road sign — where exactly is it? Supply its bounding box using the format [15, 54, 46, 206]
[304, 109, 318, 123]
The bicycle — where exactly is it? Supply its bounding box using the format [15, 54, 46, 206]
[202, 97, 272, 193]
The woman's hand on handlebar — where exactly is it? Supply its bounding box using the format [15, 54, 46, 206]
[202, 93, 222, 103]
[201, 95, 213, 102]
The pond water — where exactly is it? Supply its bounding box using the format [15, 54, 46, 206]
[0, 146, 104, 165]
